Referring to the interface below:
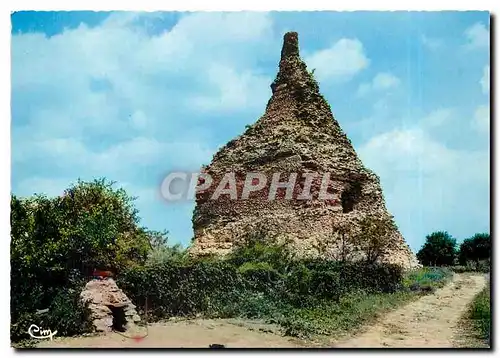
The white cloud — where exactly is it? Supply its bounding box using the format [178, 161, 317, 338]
[464, 22, 489, 49]
[480, 65, 490, 94]
[130, 110, 148, 130]
[188, 65, 271, 112]
[473, 105, 490, 134]
[360, 127, 488, 191]
[356, 83, 371, 97]
[13, 135, 215, 176]
[11, 12, 272, 180]
[357, 72, 400, 96]
[360, 128, 455, 174]
[373, 72, 400, 90]
[305, 38, 369, 82]
[11, 12, 278, 243]
[359, 117, 489, 249]
[421, 35, 442, 50]
[420, 108, 453, 129]
[15, 177, 76, 198]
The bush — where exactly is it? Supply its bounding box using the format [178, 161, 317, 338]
[10, 178, 158, 343]
[237, 261, 282, 292]
[279, 313, 317, 338]
[451, 260, 490, 273]
[476, 260, 490, 273]
[403, 267, 452, 293]
[227, 235, 293, 272]
[43, 287, 94, 337]
[320, 215, 400, 265]
[117, 238, 405, 330]
[118, 259, 246, 319]
[10, 285, 92, 342]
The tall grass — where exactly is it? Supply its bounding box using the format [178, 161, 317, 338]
[467, 286, 491, 344]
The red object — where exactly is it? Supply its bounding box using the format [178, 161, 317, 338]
[133, 336, 145, 342]
[93, 269, 114, 278]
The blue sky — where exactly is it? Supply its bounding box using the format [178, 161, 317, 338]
[11, 11, 490, 251]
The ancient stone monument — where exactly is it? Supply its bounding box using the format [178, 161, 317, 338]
[80, 278, 141, 333]
[189, 32, 419, 269]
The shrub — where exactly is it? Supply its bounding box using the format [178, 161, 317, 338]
[42, 286, 94, 337]
[476, 259, 490, 273]
[320, 215, 399, 265]
[279, 313, 317, 338]
[451, 260, 490, 273]
[227, 233, 293, 272]
[117, 238, 405, 328]
[237, 261, 282, 291]
[10, 285, 92, 342]
[352, 216, 398, 264]
[403, 267, 452, 293]
[118, 259, 246, 319]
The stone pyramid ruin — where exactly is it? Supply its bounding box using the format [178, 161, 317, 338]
[189, 32, 419, 269]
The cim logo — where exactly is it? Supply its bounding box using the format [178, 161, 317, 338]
[28, 324, 57, 341]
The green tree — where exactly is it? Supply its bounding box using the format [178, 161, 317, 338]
[416, 231, 457, 266]
[458, 233, 490, 266]
[10, 178, 155, 340]
[145, 229, 186, 265]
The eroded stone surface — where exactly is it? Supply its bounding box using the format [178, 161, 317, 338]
[80, 278, 140, 333]
[189, 32, 419, 269]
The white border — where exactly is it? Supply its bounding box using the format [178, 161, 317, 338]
[1, 1, 497, 358]
[1, 0, 498, 11]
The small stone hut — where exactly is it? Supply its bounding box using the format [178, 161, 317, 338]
[80, 278, 140, 333]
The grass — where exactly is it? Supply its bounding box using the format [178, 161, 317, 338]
[454, 281, 490, 348]
[272, 267, 453, 340]
[277, 291, 415, 340]
[466, 286, 491, 346]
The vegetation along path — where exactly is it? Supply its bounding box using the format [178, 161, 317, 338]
[332, 273, 487, 348]
[36, 273, 486, 348]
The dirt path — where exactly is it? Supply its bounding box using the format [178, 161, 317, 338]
[36, 273, 486, 348]
[36, 319, 301, 348]
[332, 273, 487, 348]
